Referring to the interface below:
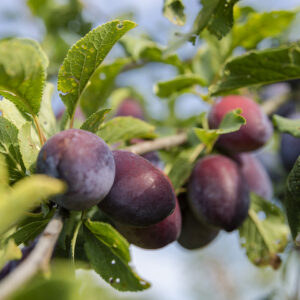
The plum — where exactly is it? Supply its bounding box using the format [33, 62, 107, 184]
[280, 113, 300, 171]
[178, 204, 219, 250]
[36, 129, 115, 211]
[99, 150, 176, 226]
[208, 95, 273, 152]
[115, 99, 145, 120]
[188, 155, 249, 232]
[115, 198, 181, 249]
[235, 154, 273, 200]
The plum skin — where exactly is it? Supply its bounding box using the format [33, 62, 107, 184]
[115, 198, 181, 249]
[235, 154, 273, 200]
[178, 208, 219, 250]
[188, 155, 250, 232]
[208, 95, 273, 152]
[36, 129, 115, 211]
[178, 194, 219, 250]
[115, 99, 144, 120]
[280, 113, 300, 171]
[99, 150, 176, 226]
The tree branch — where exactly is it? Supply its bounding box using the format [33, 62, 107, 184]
[0, 210, 64, 300]
[125, 132, 188, 155]
[261, 93, 291, 116]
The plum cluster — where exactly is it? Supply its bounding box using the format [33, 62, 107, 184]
[36, 95, 273, 250]
[178, 95, 273, 248]
[36, 128, 180, 249]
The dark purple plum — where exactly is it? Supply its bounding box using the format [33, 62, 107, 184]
[188, 155, 250, 232]
[208, 95, 273, 152]
[115, 198, 181, 249]
[115, 99, 145, 120]
[280, 113, 300, 171]
[36, 129, 115, 211]
[235, 154, 273, 200]
[178, 203, 219, 250]
[99, 150, 176, 226]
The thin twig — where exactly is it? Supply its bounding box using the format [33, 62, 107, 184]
[124, 132, 188, 155]
[0, 210, 64, 300]
[33, 116, 46, 146]
[261, 93, 291, 116]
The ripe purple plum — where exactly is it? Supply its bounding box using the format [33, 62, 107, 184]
[115, 99, 145, 120]
[188, 155, 250, 232]
[36, 129, 115, 211]
[99, 150, 176, 226]
[115, 198, 181, 249]
[178, 205, 219, 250]
[208, 95, 273, 152]
[280, 113, 300, 171]
[235, 154, 273, 200]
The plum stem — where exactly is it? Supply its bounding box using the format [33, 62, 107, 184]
[33, 116, 46, 146]
[0, 209, 64, 300]
[71, 220, 82, 265]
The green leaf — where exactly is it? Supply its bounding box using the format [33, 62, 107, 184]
[120, 36, 183, 71]
[193, 0, 239, 38]
[0, 239, 22, 270]
[80, 109, 111, 133]
[154, 74, 206, 98]
[0, 98, 30, 129]
[84, 220, 130, 264]
[232, 10, 297, 50]
[166, 144, 205, 192]
[285, 157, 300, 242]
[206, 0, 240, 39]
[10, 260, 123, 300]
[0, 175, 65, 235]
[0, 38, 48, 116]
[38, 83, 57, 138]
[0, 154, 8, 189]
[194, 109, 245, 151]
[97, 117, 156, 144]
[239, 193, 289, 269]
[163, 0, 186, 26]
[9, 219, 49, 246]
[0, 117, 26, 182]
[58, 20, 136, 119]
[18, 122, 39, 171]
[80, 59, 128, 117]
[273, 114, 300, 137]
[83, 223, 150, 291]
[192, 33, 232, 84]
[210, 43, 300, 95]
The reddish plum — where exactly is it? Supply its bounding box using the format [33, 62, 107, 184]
[208, 95, 273, 152]
[188, 155, 250, 232]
